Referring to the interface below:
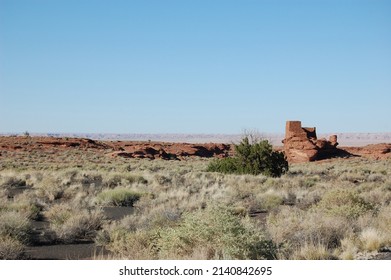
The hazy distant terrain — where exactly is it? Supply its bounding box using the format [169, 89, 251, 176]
[1, 132, 390, 146]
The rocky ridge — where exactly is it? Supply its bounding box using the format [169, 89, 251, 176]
[0, 135, 390, 162]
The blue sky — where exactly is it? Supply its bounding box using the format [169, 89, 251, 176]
[1, 0, 390, 134]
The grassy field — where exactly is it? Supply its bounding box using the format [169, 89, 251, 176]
[1, 147, 390, 259]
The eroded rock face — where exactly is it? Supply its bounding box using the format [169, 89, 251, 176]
[282, 121, 339, 163]
[110, 142, 232, 160]
[343, 143, 391, 160]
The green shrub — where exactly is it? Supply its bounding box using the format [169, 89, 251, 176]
[206, 157, 238, 175]
[96, 188, 142, 207]
[207, 137, 288, 177]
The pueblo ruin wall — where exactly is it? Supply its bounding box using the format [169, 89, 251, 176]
[283, 121, 339, 163]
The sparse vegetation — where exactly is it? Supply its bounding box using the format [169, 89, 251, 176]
[0, 235, 25, 259]
[0, 141, 390, 259]
[315, 188, 375, 220]
[45, 203, 104, 243]
[100, 205, 277, 260]
[96, 188, 143, 207]
[207, 136, 288, 177]
[0, 211, 31, 243]
[156, 206, 277, 260]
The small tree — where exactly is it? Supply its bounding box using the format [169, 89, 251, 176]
[207, 136, 288, 177]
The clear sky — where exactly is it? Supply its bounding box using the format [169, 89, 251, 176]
[1, 0, 390, 134]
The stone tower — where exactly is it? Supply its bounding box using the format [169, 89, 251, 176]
[283, 121, 338, 163]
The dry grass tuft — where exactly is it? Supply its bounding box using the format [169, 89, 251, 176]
[291, 243, 336, 260]
[0, 211, 31, 243]
[359, 228, 386, 252]
[45, 204, 104, 243]
[96, 188, 143, 207]
[0, 235, 25, 259]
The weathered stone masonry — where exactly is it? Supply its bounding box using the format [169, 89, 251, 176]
[282, 121, 339, 163]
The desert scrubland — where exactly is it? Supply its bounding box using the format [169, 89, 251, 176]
[0, 136, 390, 260]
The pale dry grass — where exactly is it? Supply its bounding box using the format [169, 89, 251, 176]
[291, 242, 336, 260]
[359, 228, 386, 252]
[338, 236, 359, 260]
[0, 211, 31, 243]
[45, 203, 104, 243]
[102, 205, 276, 260]
[0, 235, 25, 259]
[1, 147, 391, 260]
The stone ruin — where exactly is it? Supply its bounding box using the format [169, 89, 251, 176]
[282, 121, 339, 163]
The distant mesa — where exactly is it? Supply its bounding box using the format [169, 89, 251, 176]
[282, 121, 346, 163]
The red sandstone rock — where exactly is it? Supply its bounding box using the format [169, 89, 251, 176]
[283, 121, 340, 163]
[107, 141, 231, 160]
[1, 135, 389, 162]
[343, 143, 391, 160]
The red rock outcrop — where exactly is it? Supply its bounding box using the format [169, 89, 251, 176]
[343, 143, 391, 160]
[0, 136, 111, 151]
[2, 135, 389, 162]
[0, 136, 233, 160]
[110, 142, 232, 160]
[282, 121, 339, 163]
